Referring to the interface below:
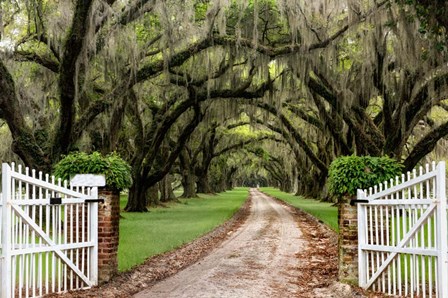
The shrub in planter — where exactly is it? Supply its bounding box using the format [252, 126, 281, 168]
[54, 151, 132, 283]
[328, 155, 402, 284]
[53, 151, 132, 190]
[328, 155, 403, 199]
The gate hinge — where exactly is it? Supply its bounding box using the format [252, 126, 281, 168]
[50, 197, 62, 205]
[84, 199, 105, 204]
[350, 199, 369, 206]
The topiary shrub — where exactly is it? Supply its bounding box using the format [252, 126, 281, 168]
[53, 152, 132, 190]
[328, 155, 403, 198]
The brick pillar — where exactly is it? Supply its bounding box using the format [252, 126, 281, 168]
[338, 198, 358, 285]
[98, 188, 120, 284]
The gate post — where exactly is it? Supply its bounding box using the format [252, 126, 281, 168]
[1, 163, 12, 298]
[436, 161, 447, 297]
[97, 188, 120, 284]
[357, 190, 367, 288]
[338, 195, 359, 285]
[90, 186, 99, 285]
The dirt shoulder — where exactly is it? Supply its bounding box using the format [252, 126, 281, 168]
[271, 197, 363, 297]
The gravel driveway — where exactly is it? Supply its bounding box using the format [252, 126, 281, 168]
[134, 189, 304, 298]
[50, 188, 365, 298]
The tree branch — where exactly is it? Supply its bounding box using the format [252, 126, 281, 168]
[255, 101, 328, 175]
[13, 50, 59, 73]
[284, 103, 323, 130]
[53, 0, 95, 156]
[0, 59, 47, 169]
[213, 135, 273, 157]
[146, 104, 204, 183]
[403, 121, 448, 171]
[308, 75, 381, 155]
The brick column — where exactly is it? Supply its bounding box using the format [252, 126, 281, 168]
[338, 198, 358, 285]
[98, 188, 120, 284]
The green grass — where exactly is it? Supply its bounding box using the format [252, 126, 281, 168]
[260, 187, 338, 232]
[370, 207, 437, 283]
[118, 188, 249, 271]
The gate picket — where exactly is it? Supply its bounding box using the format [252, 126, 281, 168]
[358, 161, 447, 297]
[0, 163, 100, 298]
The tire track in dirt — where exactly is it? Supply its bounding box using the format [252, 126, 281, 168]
[134, 189, 304, 298]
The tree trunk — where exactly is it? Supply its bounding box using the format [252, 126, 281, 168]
[160, 174, 176, 202]
[292, 167, 299, 194]
[159, 180, 167, 202]
[181, 170, 197, 198]
[54, 0, 95, 157]
[125, 177, 148, 212]
[147, 185, 159, 206]
[0, 60, 50, 171]
[280, 178, 292, 193]
[180, 149, 197, 198]
[285, 180, 292, 193]
[295, 171, 326, 199]
[217, 178, 227, 193]
[225, 167, 237, 190]
[197, 173, 213, 194]
[210, 174, 224, 193]
[168, 180, 176, 200]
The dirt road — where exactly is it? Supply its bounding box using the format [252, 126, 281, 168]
[134, 189, 304, 298]
[52, 188, 359, 298]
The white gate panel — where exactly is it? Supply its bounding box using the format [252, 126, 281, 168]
[0, 163, 100, 298]
[358, 161, 447, 297]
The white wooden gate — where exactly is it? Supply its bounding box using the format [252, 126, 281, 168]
[0, 163, 101, 298]
[357, 161, 447, 297]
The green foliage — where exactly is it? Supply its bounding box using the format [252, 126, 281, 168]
[223, 124, 272, 142]
[53, 152, 132, 190]
[251, 147, 270, 161]
[226, 0, 289, 44]
[328, 155, 403, 197]
[194, 2, 208, 20]
[396, 0, 447, 48]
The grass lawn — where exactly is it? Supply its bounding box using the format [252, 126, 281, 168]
[260, 187, 338, 232]
[118, 187, 249, 271]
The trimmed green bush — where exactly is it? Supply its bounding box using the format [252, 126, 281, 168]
[328, 155, 403, 197]
[53, 152, 132, 190]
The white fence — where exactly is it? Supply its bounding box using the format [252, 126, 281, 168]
[0, 163, 101, 298]
[357, 161, 447, 297]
